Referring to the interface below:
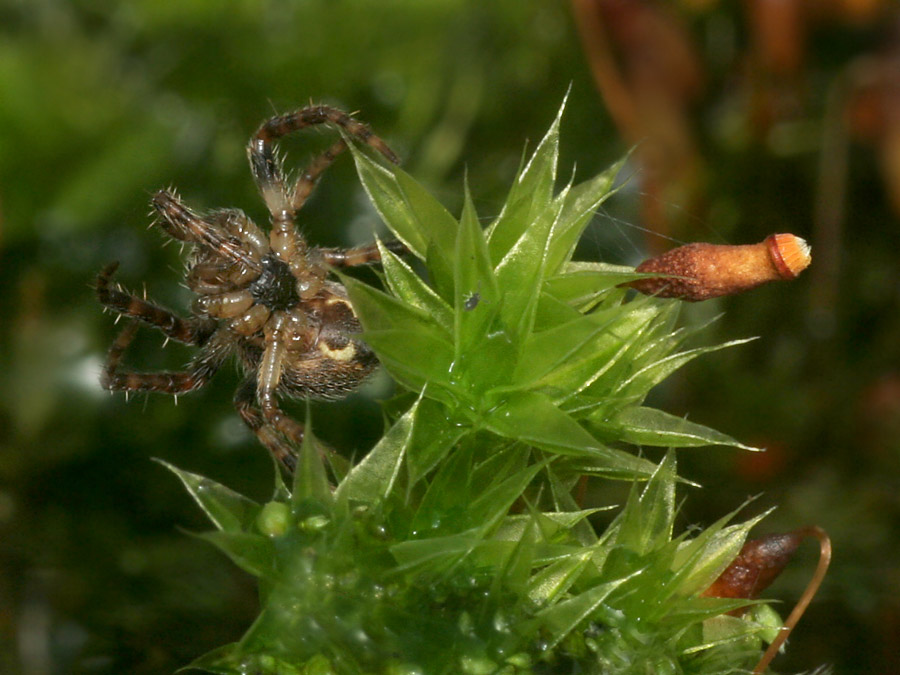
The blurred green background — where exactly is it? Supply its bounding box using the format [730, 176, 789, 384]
[1, 0, 898, 672]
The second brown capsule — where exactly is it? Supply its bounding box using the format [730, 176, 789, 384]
[629, 233, 811, 302]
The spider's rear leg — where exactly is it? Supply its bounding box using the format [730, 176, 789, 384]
[234, 379, 299, 472]
[245, 310, 328, 472]
[235, 383, 344, 476]
[101, 324, 230, 396]
[96, 263, 216, 345]
[257, 312, 300, 447]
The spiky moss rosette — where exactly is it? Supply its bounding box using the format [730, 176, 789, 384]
[168, 100, 783, 674]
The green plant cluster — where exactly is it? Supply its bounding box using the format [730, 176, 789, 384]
[168, 102, 781, 674]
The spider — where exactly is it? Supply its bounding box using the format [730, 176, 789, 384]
[96, 105, 404, 471]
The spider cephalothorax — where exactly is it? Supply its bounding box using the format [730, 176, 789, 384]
[96, 105, 403, 470]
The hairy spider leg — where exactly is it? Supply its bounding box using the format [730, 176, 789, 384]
[247, 105, 399, 263]
[238, 310, 313, 471]
[234, 379, 300, 472]
[96, 263, 230, 396]
[250, 106, 399, 211]
[96, 263, 216, 345]
[257, 312, 297, 435]
[101, 319, 232, 396]
[151, 190, 262, 270]
[290, 138, 347, 213]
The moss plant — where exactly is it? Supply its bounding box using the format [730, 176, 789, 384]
[169, 100, 786, 674]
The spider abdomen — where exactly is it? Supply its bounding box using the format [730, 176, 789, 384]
[279, 344, 378, 400]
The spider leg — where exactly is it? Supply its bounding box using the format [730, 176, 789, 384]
[151, 190, 261, 269]
[318, 239, 409, 268]
[233, 379, 298, 472]
[257, 312, 293, 432]
[248, 104, 399, 225]
[101, 323, 230, 395]
[96, 263, 216, 345]
[251, 310, 326, 472]
[290, 138, 347, 212]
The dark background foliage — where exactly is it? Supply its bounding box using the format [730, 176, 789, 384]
[0, 1, 897, 672]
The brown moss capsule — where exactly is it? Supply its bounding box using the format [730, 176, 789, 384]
[702, 530, 802, 605]
[701, 526, 832, 675]
[629, 233, 811, 301]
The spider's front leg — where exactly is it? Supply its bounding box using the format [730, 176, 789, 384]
[249, 106, 398, 218]
[151, 190, 263, 270]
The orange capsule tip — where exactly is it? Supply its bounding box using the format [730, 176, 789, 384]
[766, 233, 811, 279]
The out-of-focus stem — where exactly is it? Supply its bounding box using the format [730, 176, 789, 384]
[753, 526, 832, 674]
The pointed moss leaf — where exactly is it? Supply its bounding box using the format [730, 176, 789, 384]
[546, 153, 631, 272]
[466, 461, 547, 535]
[547, 467, 599, 546]
[410, 440, 476, 537]
[390, 530, 483, 571]
[602, 406, 760, 450]
[533, 289, 584, 329]
[665, 597, 766, 636]
[617, 451, 676, 556]
[468, 442, 531, 495]
[487, 96, 564, 264]
[527, 551, 594, 607]
[410, 442, 531, 537]
[347, 140, 457, 262]
[616, 338, 757, 399]
[539, 304, 661, 399]
[513, 306, 633, 388]
[342, 275, 456, 392]
[348, 144, 426, 257]
[342, 275, 436, 333]
[639, 450, 676, 547]
[378, 239, 453, 331]
[484, 390, 604, 454]
[483, 390, 657, 478]
[157, 460, 260, 533]
[405, 398, 469, 485]
[183, 643, 243, 674]
[335, 393, 421, 505]
[494, 195, 566, 342]
[671, 510, 771, 598]
[394, 167, 458, 260]
[362, 328, 455, 395]
[455, 189, 501, 356]
[448, 329, 518, 401]
[493, 518, 538, 596]
[292, 416, 332, 507]
[496, 510, 605, 542]
[532, 572, 637, 651]
[544, 266, 645, 309]
[195, 531, 275, 579]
